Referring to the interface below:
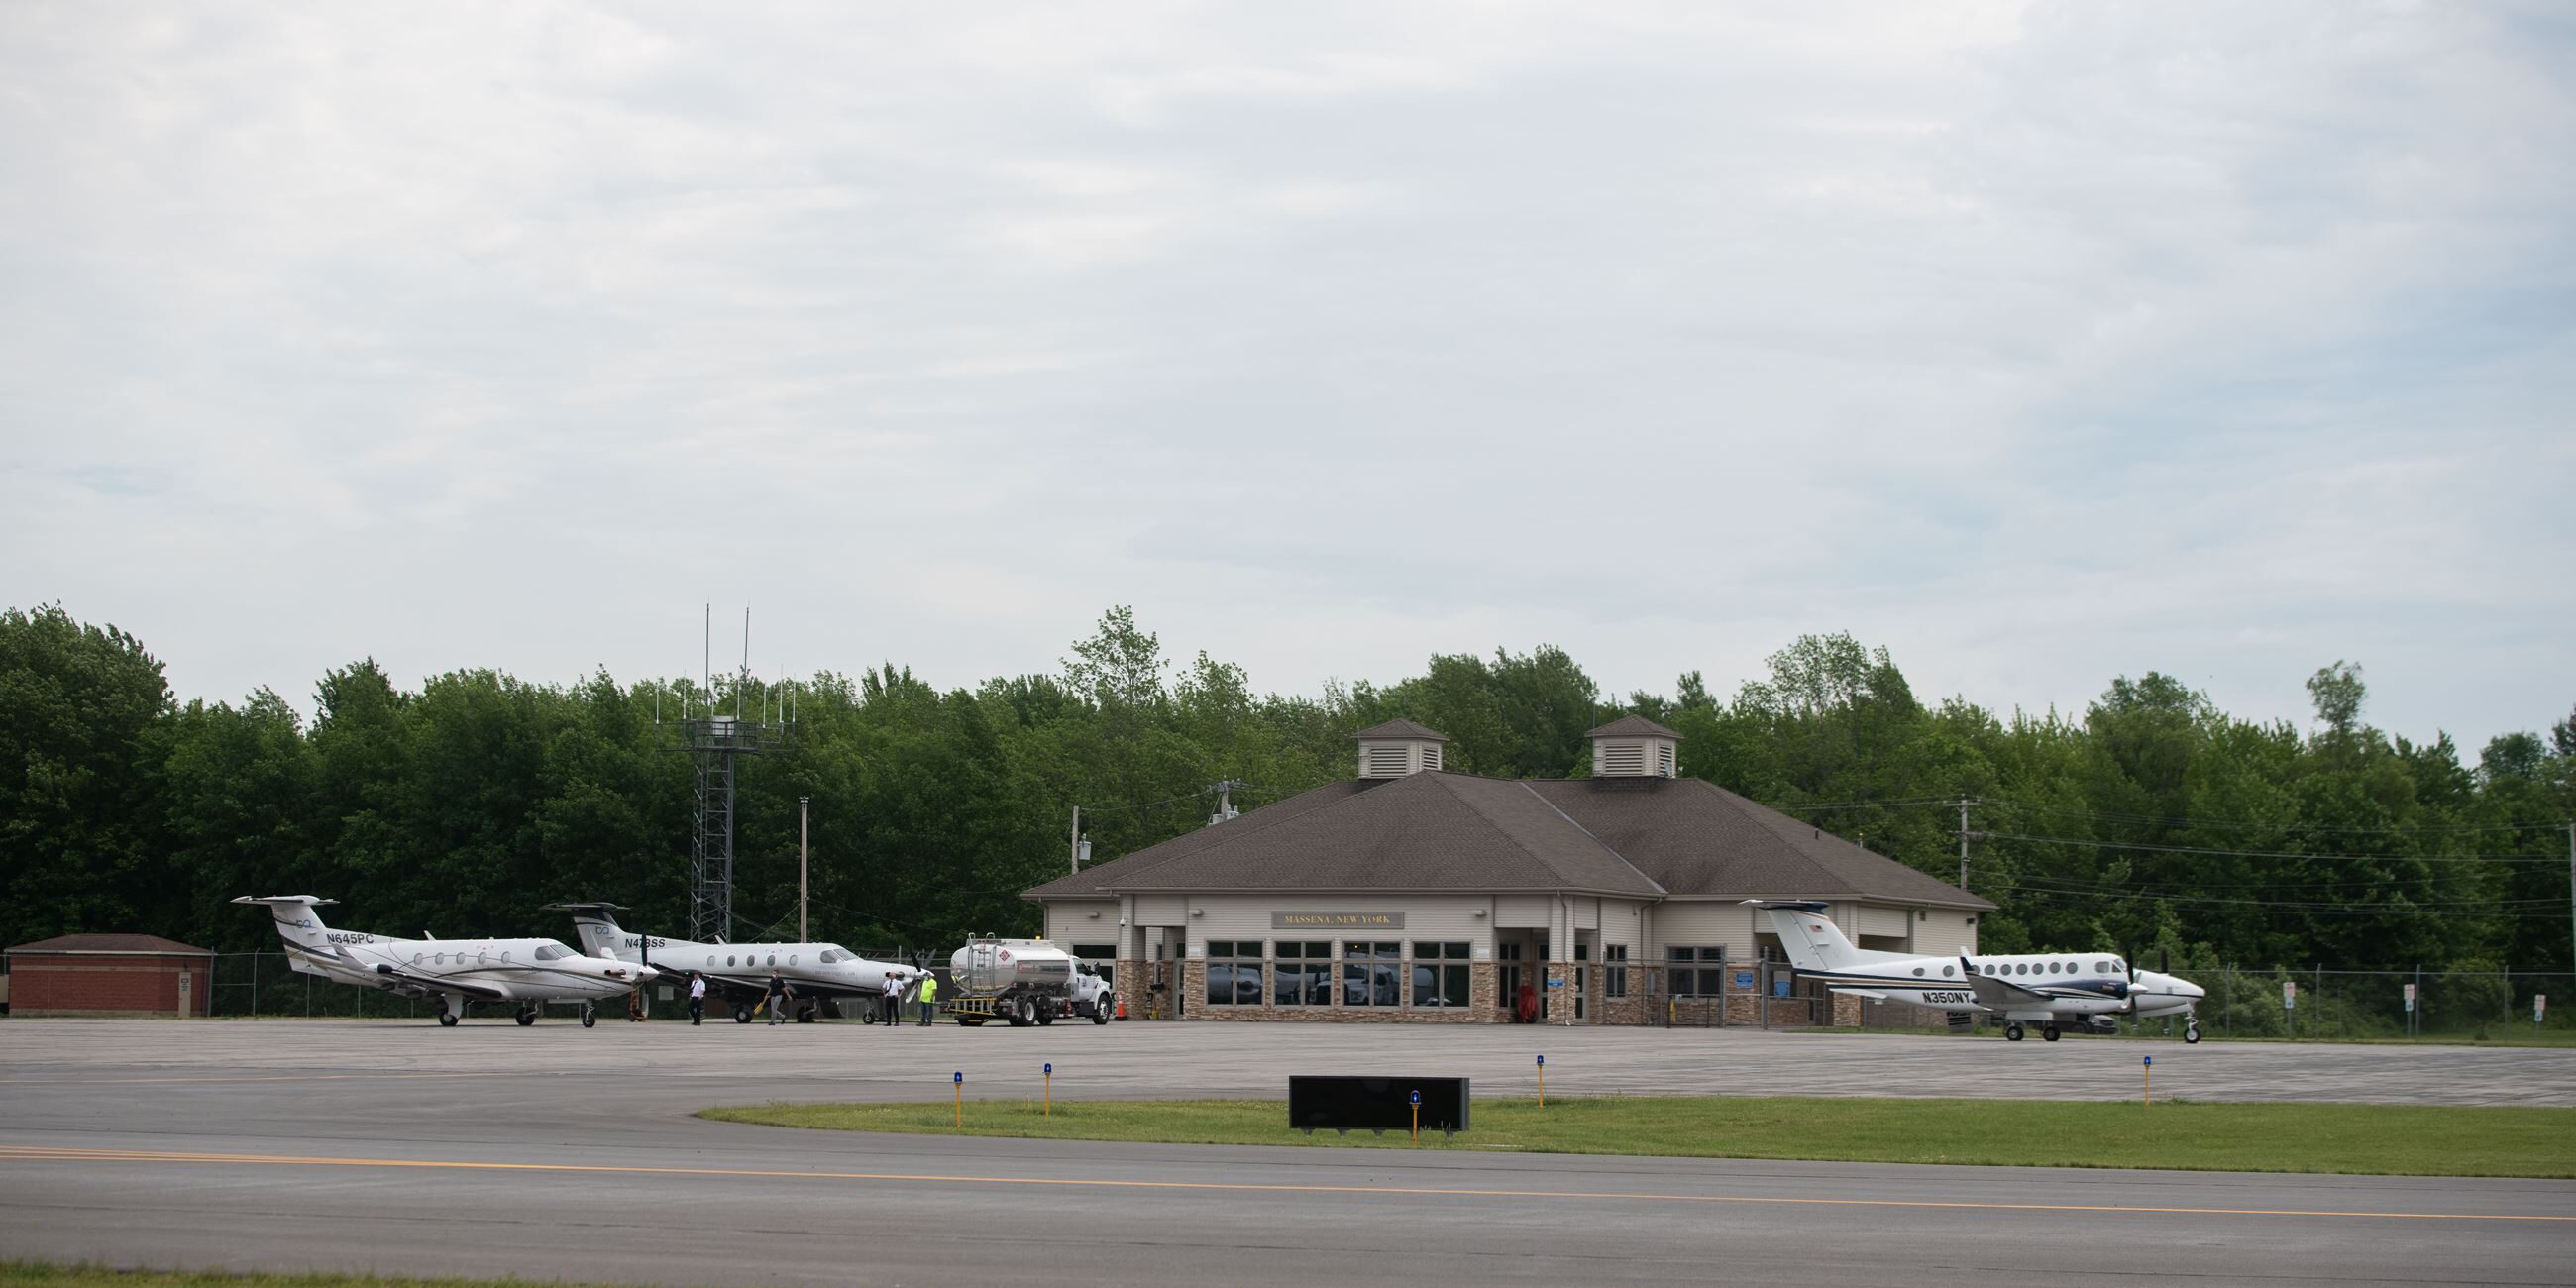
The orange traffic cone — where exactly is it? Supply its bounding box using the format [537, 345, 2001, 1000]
[1115, 994, 1127, 1020]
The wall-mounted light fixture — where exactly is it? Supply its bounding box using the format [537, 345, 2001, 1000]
[1472, 909, 1488, 918]
[1189, 908, 1204, 917]
[1087, 911, 1101, 919]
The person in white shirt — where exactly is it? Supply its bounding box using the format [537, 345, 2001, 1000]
[881, 975, 901, 1028]
[687, 972, 707, 1026]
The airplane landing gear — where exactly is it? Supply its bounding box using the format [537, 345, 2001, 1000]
[2003, 1021, 2025, 1041]
[515, 1008, 537, 1026]
[580, 1005, 597, 1028]
[438, 1012, 460, 1027]
[2184, 1020, 2202, 1045]
[733, 1005, 754, 1024]
[2041, 1024, 2062, 1042]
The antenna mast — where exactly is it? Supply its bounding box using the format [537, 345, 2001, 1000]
[668, 605, 791, 943]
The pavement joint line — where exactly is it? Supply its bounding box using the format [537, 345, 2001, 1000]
[1, 1145, 2567, 1224]
[1, 1072, 536, 1086]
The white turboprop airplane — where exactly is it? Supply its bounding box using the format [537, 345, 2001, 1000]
[235, 895, 657, 1027]
[545, 903, 925, 1024]
[1751, 901, 2206, 1043]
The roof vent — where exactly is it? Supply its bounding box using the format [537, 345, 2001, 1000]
[1351, 718, 1449, 780]
[1587, 714, 1681, 779]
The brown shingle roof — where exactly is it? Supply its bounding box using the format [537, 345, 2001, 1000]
[1025, 773, 1663, 898]
[1351, 718, 1450, 742]
[1523, 779, 1992, 909]
[1587, 713, 1682, 739]
[1024, 771, 1990, 910]
[7, 933, 213, 956]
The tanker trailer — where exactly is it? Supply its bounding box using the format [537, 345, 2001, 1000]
[944, 936, 1114, 1027]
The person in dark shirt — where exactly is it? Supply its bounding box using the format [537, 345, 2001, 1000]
[765, 971, 795, 1025]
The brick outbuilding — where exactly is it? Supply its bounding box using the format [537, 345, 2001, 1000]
[4, 934, 216, 1018]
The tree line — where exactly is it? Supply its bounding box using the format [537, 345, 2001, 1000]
[4, 603, 2570, 980]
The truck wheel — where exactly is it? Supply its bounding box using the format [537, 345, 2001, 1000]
[1091, 1001, 1110, 1025]
[1035, 1003, 1055, 1026]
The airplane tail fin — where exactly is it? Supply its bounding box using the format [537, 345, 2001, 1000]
[232, 895, 338, 957]
[543, 903, 629, 961]
[1750, 902, 1863, 972]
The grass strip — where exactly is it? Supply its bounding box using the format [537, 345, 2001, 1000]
[0, 1264, 606, 1288]
[701, 1095, 2576, 1178]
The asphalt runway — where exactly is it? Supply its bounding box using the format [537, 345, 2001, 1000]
[3, 1019, 2572, 1286]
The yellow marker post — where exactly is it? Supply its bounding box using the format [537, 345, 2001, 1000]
[953, 1071, 964, 1127]
[2142, 1055, 2152, 1106]
[1536, 1054, 1545, 1108]
[1043, 1062, 1053, 1118]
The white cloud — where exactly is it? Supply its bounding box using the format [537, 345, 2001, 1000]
[0, 1, 2566, 752]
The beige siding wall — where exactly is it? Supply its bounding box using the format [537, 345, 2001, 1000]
[1042, 902, 1117, 945]
[1185, 895, 1492, 957]
[1131, 894, 1188, 925]
[1647, 900, 1762, 960]
[1853, 904, 1908, 939]
[1915, 909, 1980, 956]
[1494, 895, 1551, 928]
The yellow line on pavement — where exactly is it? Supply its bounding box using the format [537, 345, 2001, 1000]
[0, 1145, 2566, 1224]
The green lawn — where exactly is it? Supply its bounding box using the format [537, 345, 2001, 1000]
[0, 1266, 602, 1288]
[701, 1095, 2576, 1178]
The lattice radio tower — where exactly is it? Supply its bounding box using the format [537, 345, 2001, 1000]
[662, 606, 791, 943]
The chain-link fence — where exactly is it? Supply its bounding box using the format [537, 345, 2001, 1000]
[2190, 967, 2570, 1042]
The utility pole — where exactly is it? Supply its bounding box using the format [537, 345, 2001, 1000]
[799, 796, 810, 943]
[1069, 805, 1082, 875]
[2566, 821, 2573, 983]
[1956, 798, 1970, 889]
[1208, 779, 1246, 826]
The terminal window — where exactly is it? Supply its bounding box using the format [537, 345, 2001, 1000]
[1604, 944, 1629, 999]
[1273, 941, 1331, 1006]
[1342, 941, 1401, 1007]
[1205, 941, 1262, 1007]
[1410, 941, 1470, 1009]
[1667, 947, 1724, 997]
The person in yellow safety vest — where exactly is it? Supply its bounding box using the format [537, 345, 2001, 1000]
[916, 972, 938, 1026]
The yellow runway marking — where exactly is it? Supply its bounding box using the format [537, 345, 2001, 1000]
[0, 1145, 2566, 1224]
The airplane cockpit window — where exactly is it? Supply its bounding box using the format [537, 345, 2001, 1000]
[531, 944, 569, 962]
[2112, 959, 2125, 974]
[817, 950, 848, 965]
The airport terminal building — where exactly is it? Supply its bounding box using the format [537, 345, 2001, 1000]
[1025, 717, 1992, 1024]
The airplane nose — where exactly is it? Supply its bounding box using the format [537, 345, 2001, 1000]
[631, 964, 662, 985]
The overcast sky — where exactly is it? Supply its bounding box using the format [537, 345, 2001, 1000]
[3, 2, 2569, 755]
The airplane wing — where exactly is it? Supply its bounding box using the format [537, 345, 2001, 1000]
[370, 962, 512, 1001]
[1960, 957, 2054, 1010]
[1827, 987, 1891, 1001]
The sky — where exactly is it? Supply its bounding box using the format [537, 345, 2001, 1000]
[3, 2, 2570, 756]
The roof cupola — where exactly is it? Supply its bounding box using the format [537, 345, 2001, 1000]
[1587, 714, 1681, 779]
[1351, 718, 1449, 780]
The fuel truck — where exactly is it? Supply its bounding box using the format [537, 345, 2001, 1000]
[944, 936, 1115, 1026]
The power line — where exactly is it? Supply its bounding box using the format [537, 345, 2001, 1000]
[1990, 802, 2568, 835]
[1985, 881, 2567, 915]
[1977, 831, 2567, 865]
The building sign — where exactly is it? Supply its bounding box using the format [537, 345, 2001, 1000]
[1272, 912, 1406, 930]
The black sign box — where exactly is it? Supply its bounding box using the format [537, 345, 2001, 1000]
[1288, 1075, 1470, 1133]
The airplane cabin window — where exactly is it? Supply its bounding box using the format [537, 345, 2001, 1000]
[727, 955, 736, 967]
[1943, 965, 1956, 977]
[1911, 967, 1925, 977]
[767, 955, 777, 967]
[706, 955, 716, 968]
[435, 953, 446, 965]
[788, 955, 797, 966]
[2095, 959, 2110, 973]
[2015, 963, 2028, 975]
